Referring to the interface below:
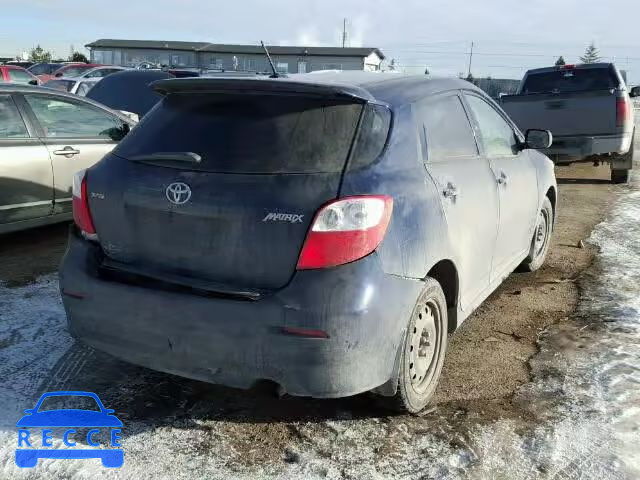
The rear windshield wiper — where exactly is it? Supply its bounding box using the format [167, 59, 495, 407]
[129, 152, 202, 164]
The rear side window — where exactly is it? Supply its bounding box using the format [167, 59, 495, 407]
[115, 93, 363, 174]
[420, 94, 478, 161]
[0, 95, 29, 138]
[348, 103, 391, 170]
[25, 94, 123, 139]
[521, 68, 618, 94]
[44, 80, 76, 92]
[60, 66, 92, 77]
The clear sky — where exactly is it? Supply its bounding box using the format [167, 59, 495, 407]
[1, 0, 638, 82]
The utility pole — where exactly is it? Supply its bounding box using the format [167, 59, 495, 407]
[342, 18, 348, 48]
[467, 41, 474, 78]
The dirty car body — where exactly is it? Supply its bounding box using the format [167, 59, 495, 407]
[60, 73, 557, 401]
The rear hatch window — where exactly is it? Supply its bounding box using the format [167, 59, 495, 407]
[113, 93, 363, 173]
[521, 67, 618, 94]
[90, 92, 370, 291]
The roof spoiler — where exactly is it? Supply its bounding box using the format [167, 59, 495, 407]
[151, 77, 374, 102]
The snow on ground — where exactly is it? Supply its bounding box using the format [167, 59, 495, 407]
[1, 179, 639, 479]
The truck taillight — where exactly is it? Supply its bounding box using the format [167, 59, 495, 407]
[72, 169, 97, 240]
[617, 98, 631, 128]
[296, 196, 393, 270]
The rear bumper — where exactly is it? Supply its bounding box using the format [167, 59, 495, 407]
[545, 133, 632, 160]
[59, 233, 423, 398]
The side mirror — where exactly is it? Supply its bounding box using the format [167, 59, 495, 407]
[54, 72, 63, 77]
[28, 79, 38, 86]
[630, 86, 640, 98]
[525, 129, 553, 150]
[119, 110, 139, 123]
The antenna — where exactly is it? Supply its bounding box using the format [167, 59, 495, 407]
[261, 41, 279, 78]
[342, 18, 348, 48]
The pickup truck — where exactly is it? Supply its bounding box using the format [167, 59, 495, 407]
[501, 63, 639, 183]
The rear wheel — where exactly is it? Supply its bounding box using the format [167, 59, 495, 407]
[384, 278, 448, 415]
[611, 168, 630, 184]
[611, 136, 633, 184]
[520, 197, 553, 272]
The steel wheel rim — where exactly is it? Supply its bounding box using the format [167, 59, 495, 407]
[533, 210, 549, 257]
[408, 299, 441, 393]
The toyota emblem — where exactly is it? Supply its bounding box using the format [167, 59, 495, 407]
[166, 182, 192, 205]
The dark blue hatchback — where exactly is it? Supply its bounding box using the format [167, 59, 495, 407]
[60, 72, 556, 414]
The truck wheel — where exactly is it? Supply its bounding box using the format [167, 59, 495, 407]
[611, 169, 630, 184]
[611, 136, 634, 184]
[520, 197, 553, 272]
[383, 278, 448, 415]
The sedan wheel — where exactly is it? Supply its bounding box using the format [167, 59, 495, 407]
[520, 196, 553, 272]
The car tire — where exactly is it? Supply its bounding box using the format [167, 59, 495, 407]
[520, 197, 553, 272]
[383, 277, 448, 415]
[611, 168, 630, 184]
[611, 137, 633, 184]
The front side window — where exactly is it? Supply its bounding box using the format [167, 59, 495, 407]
[76, 82, 95, 97]
[27, 64, 49, 75]
[24, 94, 122, 139]
[465, 94, 518, 157]
[85, 69, 106, 78]
[7, 69, 34, 84]
[420, 94, 478, 161]
[0, 95, 29, 139]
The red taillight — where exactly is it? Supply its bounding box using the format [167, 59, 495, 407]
[72, 169, 97, 238]
[617, 98, 631, 127]
[561, 64, 575, 70]
[296, 195, 393, 270]
[281, 327, 329, 339]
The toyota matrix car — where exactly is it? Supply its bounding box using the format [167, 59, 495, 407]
[60, 72, 556, 414]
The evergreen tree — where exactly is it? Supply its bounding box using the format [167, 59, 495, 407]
[580, 43, 601, 64]
[555, 56, 566, 66]
[69, 52, 88, 63]
[29, 45, 52, 63]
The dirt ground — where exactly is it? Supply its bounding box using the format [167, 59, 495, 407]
[0, 163, 617, 408]
[433, 162, 617, 420]
[0, 161, 621, 474]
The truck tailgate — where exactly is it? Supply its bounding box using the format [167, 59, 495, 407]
[502, 90, 617, 137]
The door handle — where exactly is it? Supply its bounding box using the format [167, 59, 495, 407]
[497, 171, 508, 186]
[53, 147, 80, 157]
[442, 183, 459, 200]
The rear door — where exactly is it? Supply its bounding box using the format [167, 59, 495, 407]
[418, 92, 499, 310]
[463, 92, 538, 278]
[21, 92, 127, 215]
[88, 92, 364, 291]
[0, 94, 53, 224]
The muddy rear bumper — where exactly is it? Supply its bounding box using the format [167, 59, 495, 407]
[59, 233, 422, 398]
